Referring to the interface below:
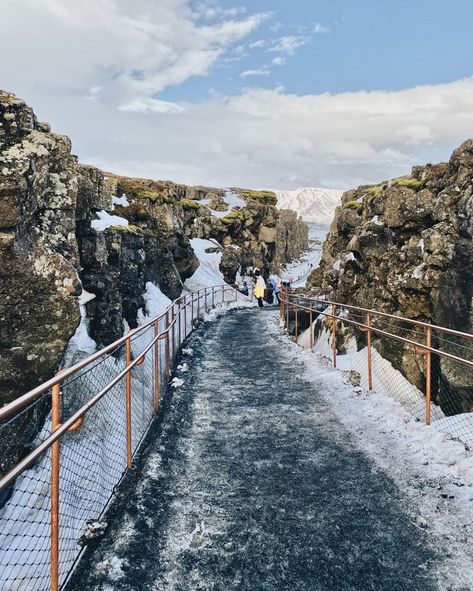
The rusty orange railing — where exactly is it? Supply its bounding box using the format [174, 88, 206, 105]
[280, 290, 473, 430]
[0, 285, 243, 591]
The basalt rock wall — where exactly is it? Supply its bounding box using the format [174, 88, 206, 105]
[307, 140, 473, 414]
[0, 91, 307, 473]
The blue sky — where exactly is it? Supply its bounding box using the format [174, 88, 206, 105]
[161, 0, 473, 102]
[1, 0, 473, 189]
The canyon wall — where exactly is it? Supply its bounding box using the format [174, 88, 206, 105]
[308, 140, 473, 414]
[0, 91, 307, 472]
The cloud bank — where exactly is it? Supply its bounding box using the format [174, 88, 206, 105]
[0, 0, 472, 190]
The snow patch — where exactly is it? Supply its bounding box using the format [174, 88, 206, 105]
[91, 210, 128, 231]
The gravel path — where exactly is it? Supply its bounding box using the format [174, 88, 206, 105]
[68, 309, 439, 591]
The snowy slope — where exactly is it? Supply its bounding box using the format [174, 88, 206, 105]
[275, 187, 344, 225]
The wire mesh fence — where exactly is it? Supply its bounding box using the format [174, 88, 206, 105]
[0, 285, 241, 591]
[281, 291, 473, 452]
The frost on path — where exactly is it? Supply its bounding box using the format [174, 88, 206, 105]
[68, 309, 472, 591]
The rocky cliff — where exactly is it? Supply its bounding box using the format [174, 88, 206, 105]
[307, 140, 473, 413]
[0, 90, 307, 472]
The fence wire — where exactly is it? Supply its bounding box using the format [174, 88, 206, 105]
[284, 294, 473, 453]
[0, 286, 240, 591]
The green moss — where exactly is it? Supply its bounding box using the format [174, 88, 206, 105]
[136, 209, 150, 221]
[110, 224, 144, 235]
[366, 185, 383, 197]
[221, 209, 245, 224]
[135, 189, 161, 202]
[392, 177, 424, 191]
[240, 190, 277, 205]
[180, 198, 201, 211]
[162, 195, 173, 204]
[343, 200, 363, 212]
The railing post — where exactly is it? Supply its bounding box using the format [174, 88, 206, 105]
[332, 304, 337, 368]
[221, 285, 224, 304]
[184, 297, 187, 338]
[205, 288, 208, 312]
[165, 311, 170, 383]
[191, 293, 195, 324]
[212, 288, 215, 308]
[125, 337, 133, 469]
[178, 300, 182, 346]
[50, 380, 61, 591]
[286, 295, 290, 332]
[171, 305, 175, 360]
[197, 291, 200, 319]
[153, 320, 160, 412]
[295, 303, 299, 343]
[366, 312, 373, 390]
[426, 325, 432, 425]
[309, 303, 313, 349]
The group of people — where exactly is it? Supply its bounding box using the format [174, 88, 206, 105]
[253, 271, 282, 308]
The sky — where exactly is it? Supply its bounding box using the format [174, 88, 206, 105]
[1, 0, 473, 190]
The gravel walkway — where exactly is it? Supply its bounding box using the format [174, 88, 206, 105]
[68, 309, 439, 591]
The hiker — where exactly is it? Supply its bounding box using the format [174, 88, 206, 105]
[270, 277, 281, 305]
[253, 271, 266, 308]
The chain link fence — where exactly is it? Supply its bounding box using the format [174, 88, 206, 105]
[0, 285, 241, 591]
[281, 292, 473, 451]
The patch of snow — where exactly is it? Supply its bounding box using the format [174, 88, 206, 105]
[182, 348, 194, 357]
[112, 194, 129, 209]
[412, 262, 426, 279]
[184, 238, 225, 291]
[371, 215, 383, 226]
[280, 224, 329, 287]
[91, 210, 128, 231]
[171, 377, 184, 388]
[177, 363, 189, 373]
[137, 282, 172, 325]
[62, 288, 96, 366]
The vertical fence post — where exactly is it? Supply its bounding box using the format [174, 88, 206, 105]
[191, 293, 195, 324]
[184, 298, 187, 338]
[171, 305, 175, 361]
[366, 312, 373, 391]
[212, 287, 215, 308]
[205, 288, 208, 312]
[165, 311, 170, 383]
[197, 291, 200, 319]
[295, 303, 299, 343]
[153, 320, 160, 412]
[50, 380, 61, 591]
[125, 337, 133, 469]
[425, 325, 432, 425]
[222, 285, 224, 305]
[286, 296, 290, 332]
[178, 300, 182, 346]
[332, 304, 337, 368]
[309, 303, 313, 349]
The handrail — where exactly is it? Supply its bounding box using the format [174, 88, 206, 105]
[0, 285, 232, 421]
[282, 291, 473, 342]
[281, 297, 473, 369]
[0, 282, 244, 591]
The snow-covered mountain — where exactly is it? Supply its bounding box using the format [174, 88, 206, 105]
[275, 187, 344, 225]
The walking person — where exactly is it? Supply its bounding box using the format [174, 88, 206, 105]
[270, 277, 281, 305]
[253, 271, 266, 308]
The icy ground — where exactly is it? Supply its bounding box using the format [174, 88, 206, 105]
[281, 223, 328, 287]
[67, 309, 472, 591]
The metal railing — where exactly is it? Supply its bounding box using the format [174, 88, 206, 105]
[280, 290, 473, 441]
[0, 285, 243, 591]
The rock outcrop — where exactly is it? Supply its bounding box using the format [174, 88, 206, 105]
[0, 91, 308, 473]
[307, 140, 473, 413]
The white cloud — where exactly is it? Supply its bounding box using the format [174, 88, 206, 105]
[1, 1, 472, 191]
[21, 77, 471, 191]
[118, 98, 185, 114]
[267, 35, 310, 55]
[249, 39, 267, 49]
[0, 0, 269, 110]
[314, 22, 330, 34]
[240, 67, 271, 78]
[272, 57, 286, 66]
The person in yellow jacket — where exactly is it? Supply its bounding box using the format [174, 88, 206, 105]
[253, 270, 266, 308]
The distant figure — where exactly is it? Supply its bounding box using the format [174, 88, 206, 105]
[240, 280, 249, 296]
[270, 277, 281, 305]
[254, 271, 266, 308]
